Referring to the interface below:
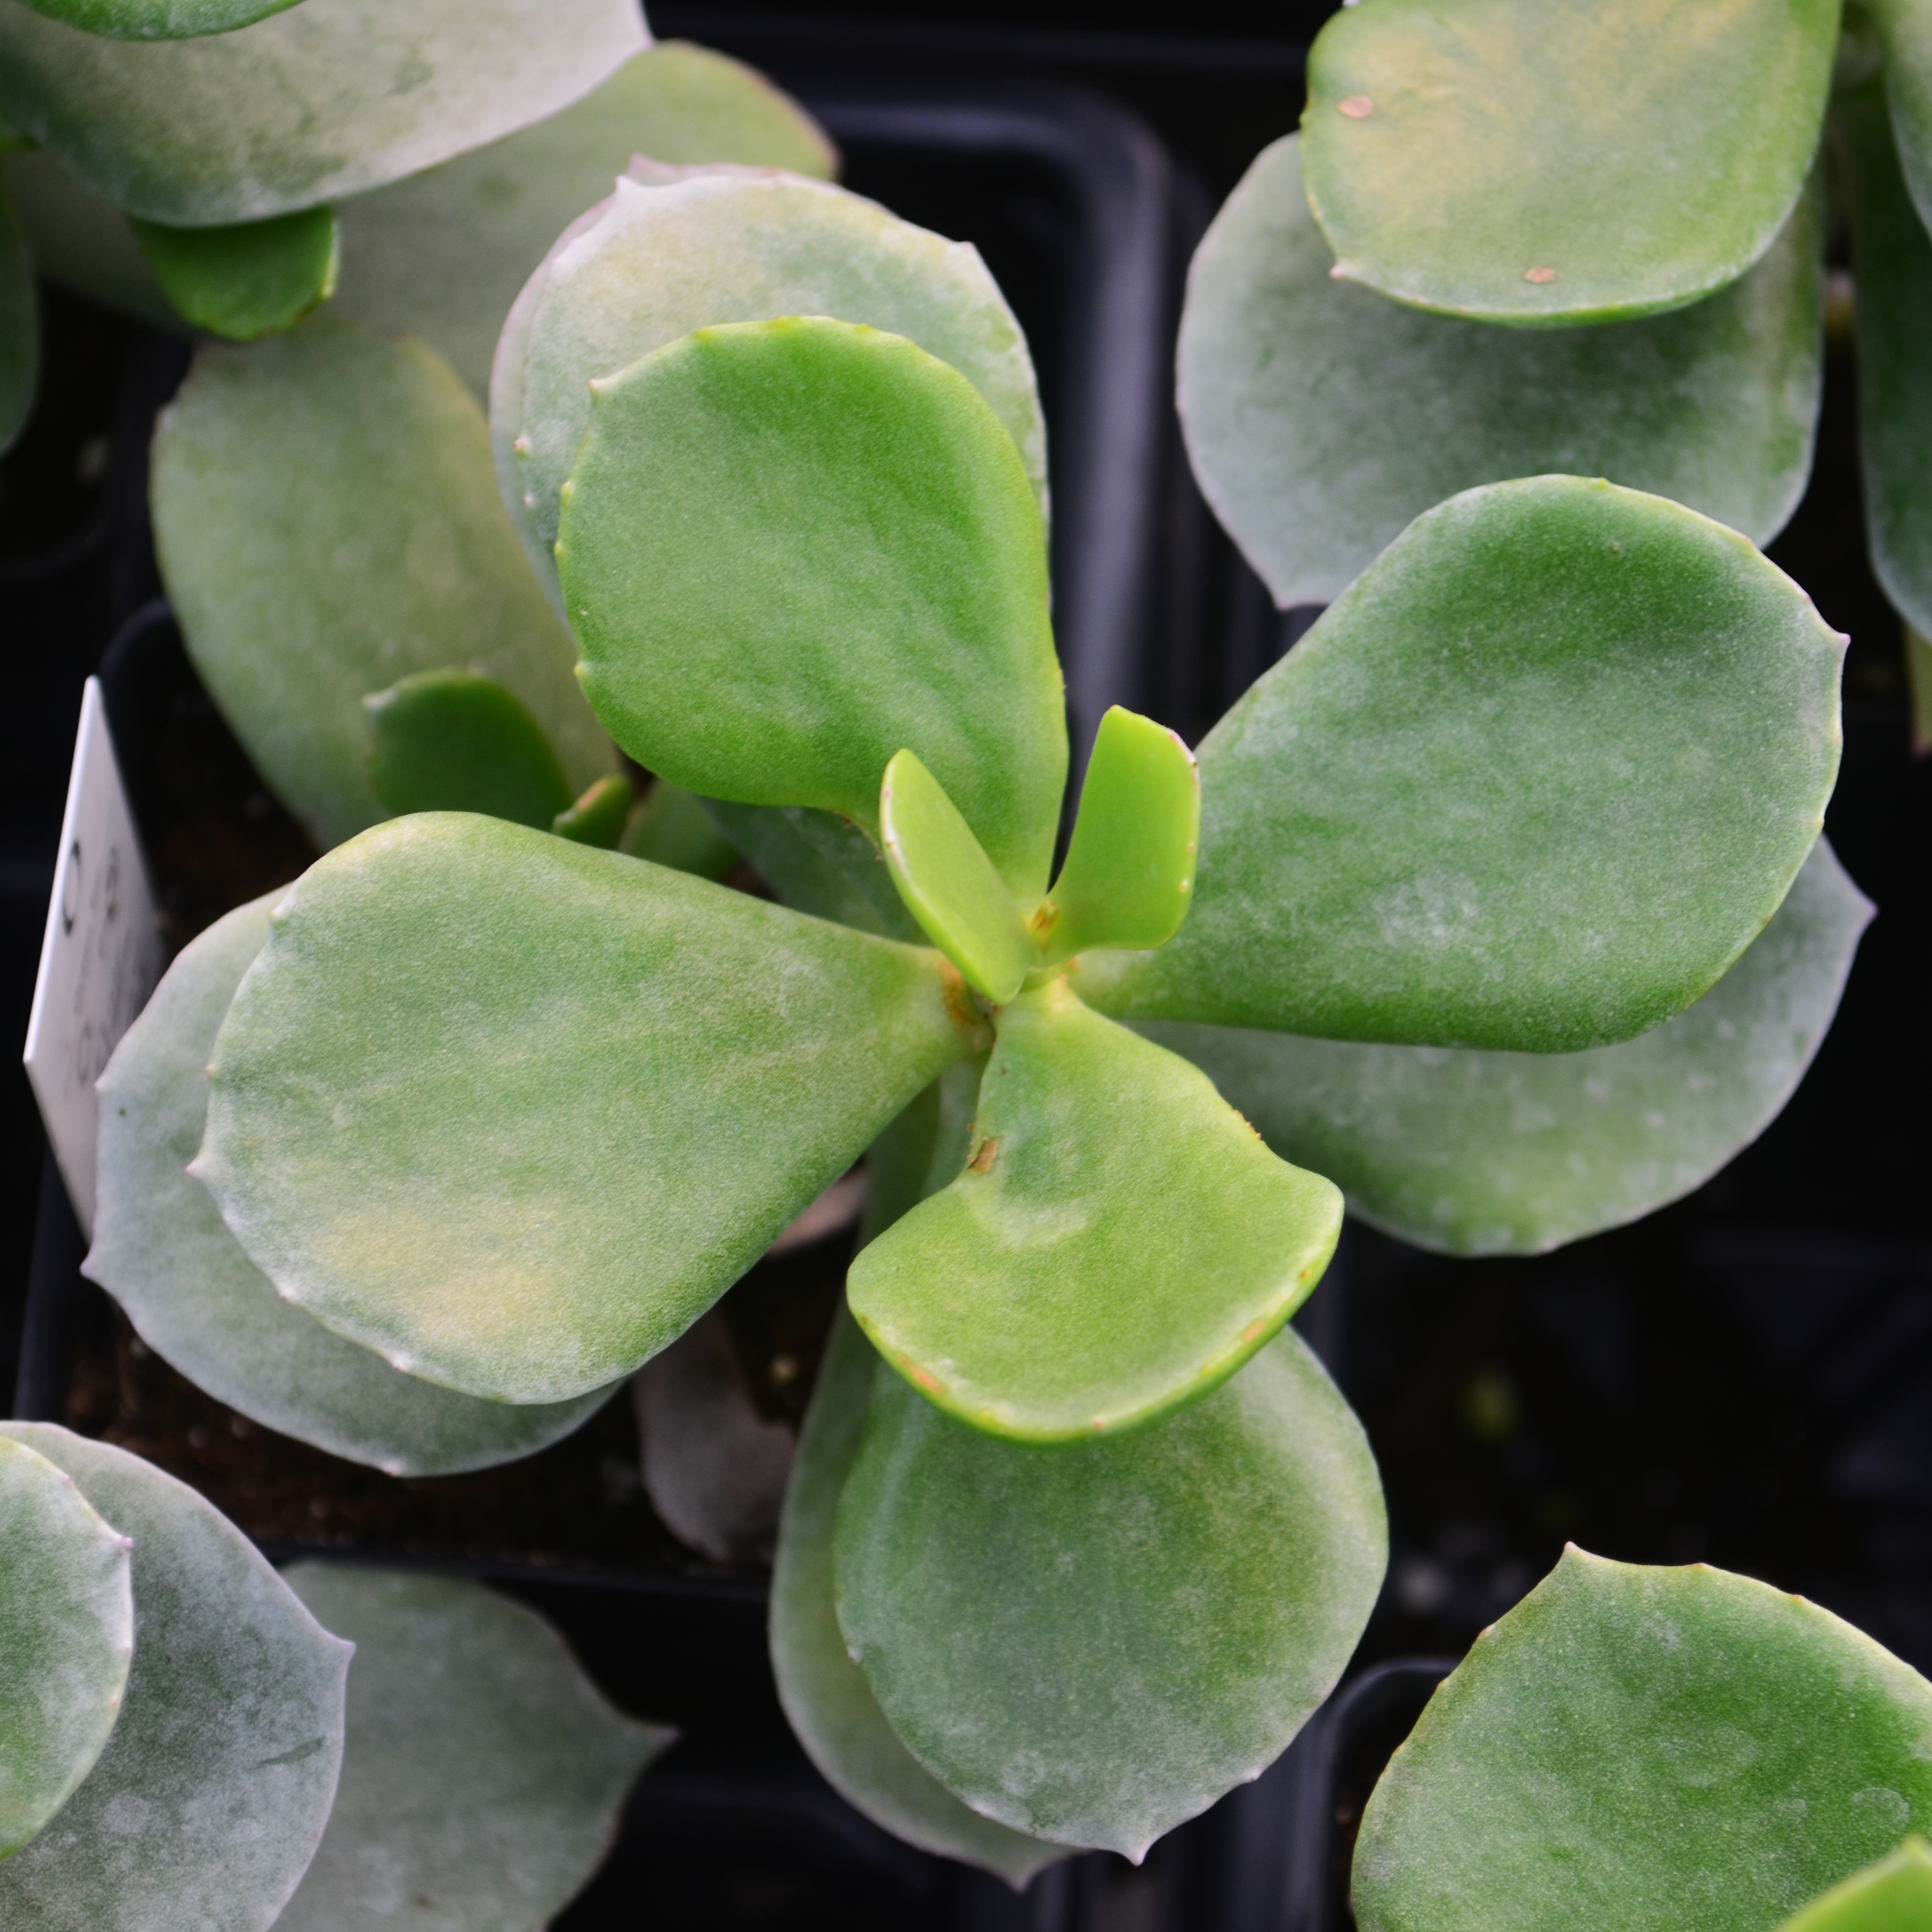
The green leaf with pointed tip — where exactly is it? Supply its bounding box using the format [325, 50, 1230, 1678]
[698, 800, 920, 941]
[835, 1326, 1386, 1857]
[848, 976, 1342, 1441]
[13, 0, 301, 38]
[622, 780, 736, 877]
[496, 166, 1046, 608]
[86, 891, 618, 1476]
[1301, 0, 1838, 326]
[365, 669, 574, 830]
[1039, 706, 1198, 967]
[1181, 136, 1825, 607]
[1351, 1548, 1932, 1932]
[0, 1434, 131, 1859]
[0, 0, 645, 225]
[771, 1308, 1068, 1886]
[129, 205, 335, 340]
[199, 813, 987, 1405]
[1083, 477, 1844, 1052]
[330, 45, 833, 397]
[1140, 838, 1870, 1257]
[0, 1425, 350, 1932]
[0, 176, 36, 455]
[559, 317, 1065, 900]
[1838, 78, 1932, 639]
[880, 749, 1032, 1004]
[1778, 1838, 1932, 1932]
[152, 315, 610, 851]
[552, 772, 633, 850]
[276, 1565, 669, 1932]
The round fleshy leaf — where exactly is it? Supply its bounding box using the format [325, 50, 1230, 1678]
[0, 1434, 132, 1860]
[365, 670, 574, 829]
[197, 813, 986, 1405]
[0, 0, 646, 225]
[1300, 0, 1838, 326]
[86, 891, 619, 1476]
[331, 44, 833, 397]
[699, 800, 920, 942]
[1139, 838, 1870, 1257]
[1181, 134, 1824, 607]
[771, 1308, 1068, 1885]
[1873, 0, 1932, 241]
[851, 977, 1341, 1441]
[129, 204, 336, 340]
[834, 1325, 1386, 1858]
[151, 315, 610, 850]
[1351, 1547, 1932, 1932]
[1083, 477, 1845, 1052]
[553, 772, 634, 850]
[1778, 1838, 1932, 1932]
[0, 174, 36, 455]
[559, 317, 1064, 900]
[1, 149, 179, 331]
[497, 166, 1046, 607]
[11, 0, 301, 38]
[276, 1564, 669, 1932]
[0, 1425, 350, 1932]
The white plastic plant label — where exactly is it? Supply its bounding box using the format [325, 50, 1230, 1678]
[23, 678, 162, 1240]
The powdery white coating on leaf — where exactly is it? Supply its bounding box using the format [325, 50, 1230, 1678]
[0, 0, 646, 224]
[1181, 136, 1824, 607]
[0, 1434, 132, 1859]
[1139, 838, 1870, 1255]
[151, 315, 611, 850]
[1352, 1547, 1932, 1932]
[834, 1327, 1387, 1859]
[276, 1565, 669, 1932]
[333, 44, 834, 397]
[0, 1425, 349, 1932]
[497, 168, 1046, 605]
[197, 813, 982, 1405]
[771, 1308, 1071, 1885]
[0, 175, 36, 456]
[85, 891, 619, 1474]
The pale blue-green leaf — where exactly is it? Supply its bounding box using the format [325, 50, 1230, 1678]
[198, 813, 986, 1404]
[0, 173, 36, 454]
[1138, 838, 1870, 1256]
[277, 1564, 669, 1932]
[86, 892, 618, 1476]
[151, 314, 610, 849]
[834, 1328, 1387, 1858]
[496, 166, 1046, 605]
[1181, 135, 1824, 606]
[0, 0, 646, 224]
[1872, 0, 1932, 240]
[0, 1425, 349, 1932]
[1, 149, 180, 331]
[1080, 478, 1844, 1052]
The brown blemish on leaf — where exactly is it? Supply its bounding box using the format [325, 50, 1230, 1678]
[1524, 265, 1557, 284]
[1231, 1109, 1264, 1144]
[968, 1135, 999, 1174]
[1338, 95, 1374, 118]
[935, 957, 991, 1048]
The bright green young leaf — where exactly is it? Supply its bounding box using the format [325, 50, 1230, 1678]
[559, 317, 1065, 900]
[1840, 78, 1932, 638]
[1352, 1548, 1932, 1932]
[848, 975, 1342, 1442]
[1301, 0, 1839, 326]
[12, 0, 301, 38]
[1181, 136, 1824, 607]
[835, 1326, 1386, 1857]
[496, 166, 1047, 606]
[1083, 477, 1845, 1052]
[0, 0, 645, 224]
[1778, 1838, 1932, 1932]
[0, 175, 36, 455]
[623, 781, 738, 880]
[86, 892, 619, 1476]
[0, 1425, 349, 1932]
[880, 749, 1033, 1004]
[1141, 838, 1871, 1257]
[198, 813, 987, 1405]
[0, 1434, 131, 1860]
[331, 44, 833, 395]
[771, 1308, 1068, 1886]
[128, 204, 335, 340]
[365, 669, 574, 829]
[151, 315, 610, 850]
[552, 772, 633, 850]
[699, 800, 920, 941]
[1039, 705, 1198, 967]
[276, 1564, 669, 1932]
